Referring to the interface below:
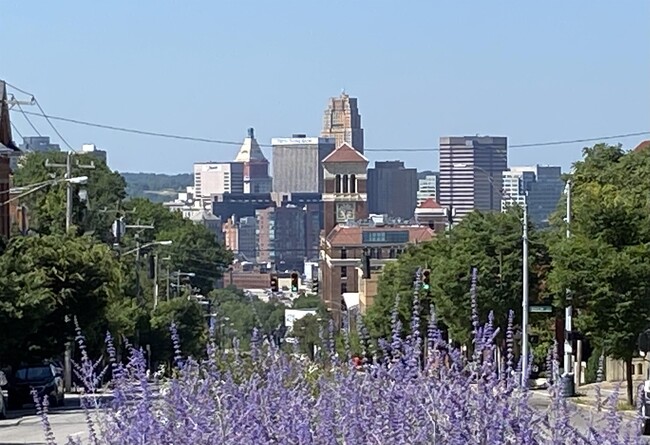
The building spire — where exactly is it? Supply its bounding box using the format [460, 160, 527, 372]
[0, 80, 15, 149]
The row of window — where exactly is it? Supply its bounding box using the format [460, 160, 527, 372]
[334, 174, 357, 193]
[339, 247, 406, 260]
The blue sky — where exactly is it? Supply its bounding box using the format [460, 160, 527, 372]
[3, 1, 649, 174]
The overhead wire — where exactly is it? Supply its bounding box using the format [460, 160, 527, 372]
[10, 122, 23, 140]
[15, 102, 41, 136]
[5, 82, 76, 152]
[13, 107, 650, 153]
[7, 81, 650, 152]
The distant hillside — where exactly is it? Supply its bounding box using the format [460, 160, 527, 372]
[121, 172, 193, 203]
[418, 170, 438, 180]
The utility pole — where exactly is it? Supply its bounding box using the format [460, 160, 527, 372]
[153, 252, 159, 310]
[563, 179, 575, 396]
[521, 193, 529, 387]
[45, 151, 95, 233]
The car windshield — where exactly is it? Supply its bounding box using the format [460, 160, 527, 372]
[15, 366, 53, 382]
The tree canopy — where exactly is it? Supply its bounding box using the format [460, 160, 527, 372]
[546, 143, 650, 404]
[0, 234, 126, 366]
[366, 209, 551, 346]
[13, 151, 126, 241]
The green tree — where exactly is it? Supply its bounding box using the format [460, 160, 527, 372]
[0, 234, 126, 366]
[13, 151, 126, 241]
[148, 297, 208, 365]
[124, 198, 232, 293]
[293, 315, 324, 359]
[547, 143, 650, 405]
[366, 209, 551, 348]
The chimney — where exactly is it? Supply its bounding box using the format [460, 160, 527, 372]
[247, 128, 255, 138]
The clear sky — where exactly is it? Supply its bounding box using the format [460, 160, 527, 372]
[3, 1, 649, 174]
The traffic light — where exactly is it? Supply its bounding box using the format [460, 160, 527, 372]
[147, 254, 156, 279]
[270, 274, 279, 293]
[291, 272, 299, 292]
[362, 254, 371, 279]
[311, 277, 319, 293]
[422, 269, 431, 291]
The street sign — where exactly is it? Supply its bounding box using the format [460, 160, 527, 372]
[530, 305, 553, 313]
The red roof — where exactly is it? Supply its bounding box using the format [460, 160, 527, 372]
[326, 225, 434, 246]
[633, 140, 650, 153]
[322, 143, 368, 164]
[418, 198, 442, 209]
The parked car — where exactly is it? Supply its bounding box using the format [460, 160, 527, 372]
[0, 370, 7, 419]
[8, 363, 64, 409]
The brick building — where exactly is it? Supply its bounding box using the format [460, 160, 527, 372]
[0, 81, 21, 239]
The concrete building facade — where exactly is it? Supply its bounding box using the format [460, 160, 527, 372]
[439, 136, 508, 223]
[271, 135, 336, 194]
[235, 128, 272, 194]
[321, 92, 364, 153]
[417, 173, 440, 205]
[19, 136, 60, 153]
[193, 162, 244, 208]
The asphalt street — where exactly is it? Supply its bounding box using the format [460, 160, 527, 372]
[0, 390, 648, 444]
[0, 394, 112, 445]
[529, 390, 650, 443]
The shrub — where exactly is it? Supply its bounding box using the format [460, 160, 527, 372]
[36, 270, 646, 444]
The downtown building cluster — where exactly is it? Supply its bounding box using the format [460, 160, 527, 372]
[160, 92, 566, 320]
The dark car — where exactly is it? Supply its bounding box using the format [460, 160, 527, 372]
[8, 364, 64, 409]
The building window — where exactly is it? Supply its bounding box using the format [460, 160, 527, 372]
[335, 175, 341, 193]
[350, 174, 356, 193]
[341, 282, 347, 294]
[341, 248, 347, 259]
[341, 266, 347, 278]
[389, 248, 396, 258]
[376, 249, 382, 260]
[342, 175, 349, 193]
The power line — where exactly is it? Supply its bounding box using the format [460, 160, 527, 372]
[7, 81, 650, 152]
[16, 102, 41, 136]
[11, 122, 23, 139]
[33, 99, 75, 152]
[5, 82, 75, 152]
[18, 108, 650, 152]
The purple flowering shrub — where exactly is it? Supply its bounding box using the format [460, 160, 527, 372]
[37, 271, 646, 444]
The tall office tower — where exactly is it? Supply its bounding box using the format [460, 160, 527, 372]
[234, 128, 272, 194]
[271, 134, 336, 194]
[193, 161, 244, 208]
[321, 92, 364, 153]
[439, 136, 508, 223]
[367, 161, 418, 220]
[417, 173, 440, 205]
[502, 165, 563, 227]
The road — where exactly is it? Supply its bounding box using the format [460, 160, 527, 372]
[529, 390, 650, 443]
[0, 394, 112, 445]
[0, 390, 647, 444]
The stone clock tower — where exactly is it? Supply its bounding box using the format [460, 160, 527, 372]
[321, 143, 368, 235]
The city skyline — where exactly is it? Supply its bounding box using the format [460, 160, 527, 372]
[3, 2, 648, 174]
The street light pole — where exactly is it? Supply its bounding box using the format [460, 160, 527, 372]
[521, 192, 529, 387]
[563, 179, 575, 395]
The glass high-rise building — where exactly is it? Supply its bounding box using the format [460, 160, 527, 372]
[503, 165, 564, 227]
[439, 136, 508, 223]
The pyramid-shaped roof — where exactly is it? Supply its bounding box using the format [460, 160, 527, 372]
[322, 143, 368, 164]
[0, 81, 19, 151]
[234, 127, 268, 163]
[418, 198, 442, 209]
